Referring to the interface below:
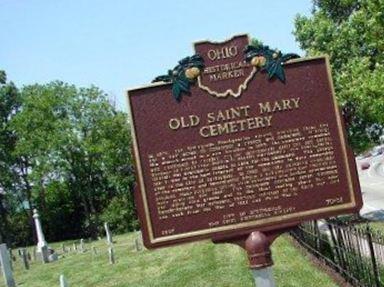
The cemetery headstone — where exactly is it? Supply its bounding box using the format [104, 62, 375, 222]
[79, 239, 85, 253]
[73, 243, 77, 252]
[127, 34, 363, 285]
[0, 244, 16, 287]
[33, 209, 49, 261]
[21, 248, 29, 270]
[92, 246, 97, 255]
[32, 247, 37, 261]
[108, 246, 115, 264]
[40, 245, 49, 263]
[7, 250, 13, 271]
[48, 253, 58, 262]
[104, 222, 113, 245]
[59, 274, 69, 287]
[8, 249, 15, 262]
[135, 238, 142, 252]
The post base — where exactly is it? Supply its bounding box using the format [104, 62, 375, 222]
[212, 224, 298, 269]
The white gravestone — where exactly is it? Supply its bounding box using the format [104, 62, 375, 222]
[48, 253, 58, 262]
[60, 274, 69, 287]
[104, 222, 113, 245]
[135, 238, 141, 252]
[108, 246, 115, 264]
[79, 239, 85, 253]
[0, 244, 16, 287]
[33, 209, 49, 262]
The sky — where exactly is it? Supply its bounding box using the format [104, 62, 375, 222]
[0, 0, 312, 111]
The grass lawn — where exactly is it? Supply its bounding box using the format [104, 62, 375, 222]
[1, 232, 338, 287]
[353, 221, 384, 235]
[365, 221, 384, 233]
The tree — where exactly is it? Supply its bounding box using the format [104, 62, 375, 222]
[7, 81, 136, 243]
[294, 0, 384, 153]
[0, 70, 26, 245]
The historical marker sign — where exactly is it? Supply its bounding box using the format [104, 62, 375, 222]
[127, 34, 362, 249]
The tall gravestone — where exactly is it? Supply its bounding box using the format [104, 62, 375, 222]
[33, 209, 49, 263]
[0, 244, 16, 287]
[104, 222, 113, 245]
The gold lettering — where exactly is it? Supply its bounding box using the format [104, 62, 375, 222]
[169, 115, 200, 130]
[217, 123, 230, 134]
[259, 102, 271, 114]
[207, 45, 238, 61]
[206, 105, 251, 123]
[229, 121, 238, 133]
[198, 116, 274, 138]
[189, 115, 200, 127]
[255, 117, 265, 127]
[292, 98, 300, 108]
[247, 118, 257, 129]
[238, 119, 248, 131]
[259, 98, 301, 115]
[272, 101, 282, 112]
[207, 112, 216, 124]
[169, 118, 180, 130]
[199, 126, 210, 137]
[282, 99, 292, 110]
[264, 115, 272, 127]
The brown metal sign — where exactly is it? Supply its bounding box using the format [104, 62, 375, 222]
[127, 35, 362, 249]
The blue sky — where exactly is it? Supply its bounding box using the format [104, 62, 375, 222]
[0, 0, 312, 110]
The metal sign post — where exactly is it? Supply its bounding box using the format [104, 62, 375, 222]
[245, 232, 278, 287]
[251, 267, 276, 287]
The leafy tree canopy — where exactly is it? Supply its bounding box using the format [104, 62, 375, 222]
[0, 75, 137, 246]
[294, 0, 384, 152]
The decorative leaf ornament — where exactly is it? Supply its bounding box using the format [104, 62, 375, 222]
[152, 41, 300, 102]
[152, 55, 204, 102]
[244, 44, 300, 83]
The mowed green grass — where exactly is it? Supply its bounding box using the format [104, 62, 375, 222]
[1, 232, 338, 287]
[363, 221, 384, 233]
